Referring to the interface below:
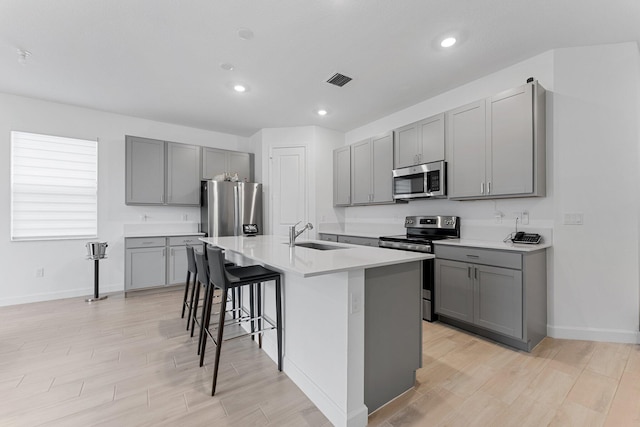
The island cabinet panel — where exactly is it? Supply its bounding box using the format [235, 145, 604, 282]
[364, 261, 422, 414]
[434, 244, 546, 351]
[333, 146, 351, 206]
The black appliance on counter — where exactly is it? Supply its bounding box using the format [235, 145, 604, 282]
[379, 216, 460, 321]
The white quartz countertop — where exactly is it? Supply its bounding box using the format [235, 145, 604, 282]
[433, 238, 551, 252]
[200, 235, 432, 278]
[125, 232, 205, 238]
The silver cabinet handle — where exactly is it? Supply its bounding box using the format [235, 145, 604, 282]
[480, 182, 485, 194]
[466, 254, 479, 259]
[468, 266, 471, 278]
[474, 267, 478, 280]
[487, 182, 491, 194]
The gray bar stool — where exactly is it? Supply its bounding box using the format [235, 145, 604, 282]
[181, 245, 198, 328]
[202, 246, 283, 396]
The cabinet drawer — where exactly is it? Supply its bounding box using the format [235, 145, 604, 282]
[126, 237, 166, 249]
[337, 235, 379, 247]
[318, 233, 338, 242]
[168, 235, 202, 246]
[435, 245, 522, 270]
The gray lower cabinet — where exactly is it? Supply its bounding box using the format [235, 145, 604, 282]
[125, 136, 200, 206]
[434, 244, 546, 351]
[125, 235, 201, 294]
[201, 147, 253, 182]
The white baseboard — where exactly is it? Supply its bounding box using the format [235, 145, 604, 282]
[0, 284, 123, 307]
[548, 325, 640, 344]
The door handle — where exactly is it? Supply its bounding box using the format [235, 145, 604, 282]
[474, 267, 478, 280]
[487, 182, 491, 194]
[480, 182, 485, 194]
[468, 266, 471, 278]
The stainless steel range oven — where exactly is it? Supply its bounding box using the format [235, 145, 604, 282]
[379, 216, 460, 321]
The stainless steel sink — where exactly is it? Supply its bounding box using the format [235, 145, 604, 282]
[293, 242, 347, 251]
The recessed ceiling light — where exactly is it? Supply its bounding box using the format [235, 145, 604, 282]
[238, 28, 254, 40]
[220, 63, 235, 71]
[440, 37, 457, 48]
[233, 84, 246, 93]
[317, 109, 328, 116]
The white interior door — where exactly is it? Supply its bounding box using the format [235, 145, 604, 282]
[269, 146, 307, 237]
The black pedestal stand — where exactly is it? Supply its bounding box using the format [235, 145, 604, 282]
[86, 258, 107, 302]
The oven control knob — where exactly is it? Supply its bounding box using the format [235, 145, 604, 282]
[405, 219, 413, 225]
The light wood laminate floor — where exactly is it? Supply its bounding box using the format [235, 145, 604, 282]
[1, 289, 639, 426]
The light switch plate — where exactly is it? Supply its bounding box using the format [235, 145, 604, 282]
[563, 213, 584, 225]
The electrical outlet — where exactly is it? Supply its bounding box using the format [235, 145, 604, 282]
[181, 214, 188, 221]
[522, 211, 530, 225]
[36, 268, 44, 277]
[563, 213, 584, 225]
[494, 212, 503, 224]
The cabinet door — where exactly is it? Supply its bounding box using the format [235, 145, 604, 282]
[333, 146, 352, 206]
[473, 265, 523, 339]
[201, 147, 228, 180]
[228, 151, 252, 182]
[394, 123, 419, 168]
[125, 247, 166, 290]
[167, 142, 200, 205]
[418, 113, 445, 163]
[488, 83, 534, 196]
[125, 136, 165, 204]
[167, 245, 188, 285]
[447, 100, 487, 199]
[371, 133, 393, 203]
[351, 139, 372, 205]
[435, 259, 474, 323]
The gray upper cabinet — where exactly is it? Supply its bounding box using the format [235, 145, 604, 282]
[351, 133, 394, 205]
[126, 136, 165, 204]
[202, 147, 253, 182]
[333, 146, 351, 206]
[126, 136, 200, 206]
[448, 81, 546, 200]
[167, 142, 200, 205]
[394, 113, 445, 169]
[447, 100, 487, 199]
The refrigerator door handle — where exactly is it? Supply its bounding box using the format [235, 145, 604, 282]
[233, 184, 240, 235]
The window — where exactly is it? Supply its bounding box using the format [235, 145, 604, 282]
[11, 131, 98, 241]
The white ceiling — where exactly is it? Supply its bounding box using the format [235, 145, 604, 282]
[1, 0, 639, 137]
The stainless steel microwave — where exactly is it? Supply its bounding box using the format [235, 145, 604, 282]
[392, 161, 446, 200]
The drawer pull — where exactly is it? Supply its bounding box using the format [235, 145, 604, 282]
[466, 254, 479, 259]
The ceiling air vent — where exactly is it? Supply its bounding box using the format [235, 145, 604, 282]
[326, 73, 353, 87]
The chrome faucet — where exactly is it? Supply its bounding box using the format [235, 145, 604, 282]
[289, 221, 313, 247]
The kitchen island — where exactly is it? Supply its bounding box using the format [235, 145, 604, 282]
[199, 235, 431, 427]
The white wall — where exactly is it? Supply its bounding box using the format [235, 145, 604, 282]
[342, 42, 640, 343]
[0, 93, 250, 305]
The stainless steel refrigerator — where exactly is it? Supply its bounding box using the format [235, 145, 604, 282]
[200, 180, 263, 237]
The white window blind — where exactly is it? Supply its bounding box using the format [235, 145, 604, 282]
[11, 131, 98, 241]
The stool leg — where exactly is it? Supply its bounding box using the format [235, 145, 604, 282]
[249, 284, 255, 341]
[199, 284, 214, 367]
[197, 282, 210, 356]
[212, 288, 228, 396]
[257, 282, 262, 348]
[190, 280, 201, 337]
[186, 273, 198, 330]
[275, 277, 283, 371]
[181, 271, 191, 318]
